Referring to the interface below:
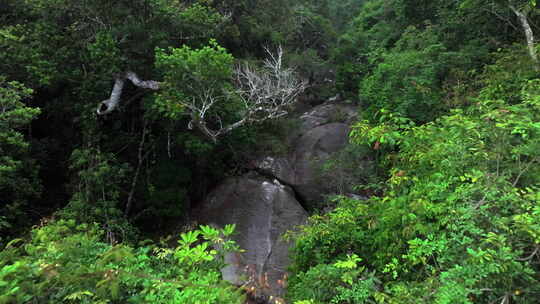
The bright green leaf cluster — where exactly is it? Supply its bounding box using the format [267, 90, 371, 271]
[0, 220, 243, 304]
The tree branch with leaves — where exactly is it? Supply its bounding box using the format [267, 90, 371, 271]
[97, 41, 306, 142]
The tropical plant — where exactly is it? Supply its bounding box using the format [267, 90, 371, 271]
[0, 220, 243, 304]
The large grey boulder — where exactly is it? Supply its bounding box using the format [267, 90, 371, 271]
[256, 156, 296, 186]
[298, 102, 357, 132]
[256, 102, 359, 208]
[196, 173, 308, 299]
[291, 122, 351, 206]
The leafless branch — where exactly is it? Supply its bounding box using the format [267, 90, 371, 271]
[184, 46, 307, 142]
[228, 46, 308, 128]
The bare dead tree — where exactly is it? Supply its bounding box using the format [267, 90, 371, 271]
[187, 46, 308, 142]
[96, 46, 307, 142]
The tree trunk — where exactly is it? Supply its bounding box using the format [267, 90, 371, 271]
[97, 72, 160, 115]
[510, 5, 539, 71]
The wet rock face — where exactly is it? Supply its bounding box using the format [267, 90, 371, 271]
[196, 173, 308, 299]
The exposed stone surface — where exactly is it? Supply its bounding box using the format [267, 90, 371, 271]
[196, 101, 364, 302]
[255, 102, 359, 208]
[196, 173, 308, 299]
[291, 122, 351, 206]
[298, 102, 357, 132]
[256, 156, 296, 186]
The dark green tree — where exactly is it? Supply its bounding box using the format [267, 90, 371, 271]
[0, 77, 41, 239]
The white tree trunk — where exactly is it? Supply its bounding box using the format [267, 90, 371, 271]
[97, 72, 160, 115]
[510, 5, 539, 71]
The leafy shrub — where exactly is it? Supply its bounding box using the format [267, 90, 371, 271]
[287, 77, 540, 303]
[0, 220, 244, 304]
[359, 26, 452, 123]
[315, 144, 375, 199]
[154, 40, 236, 121]
[288, 253, 379, 304]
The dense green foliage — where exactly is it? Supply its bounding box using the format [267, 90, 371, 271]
[1, 221, 242, 303]
[290, 78, 540, 302]
[2, 0, 540, 302]
[154, 40, 236, 121]
[0, 78, 41, 238]
[0, 0, 350, 301]
[287, 0, 540, 303]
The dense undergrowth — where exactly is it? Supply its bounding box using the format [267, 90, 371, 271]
[286, 1, 540, 303]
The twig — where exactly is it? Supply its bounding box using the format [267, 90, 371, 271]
[517, 246, 540, 261]
[125, 119, 149, 217]
[512, 157, 538, 187]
